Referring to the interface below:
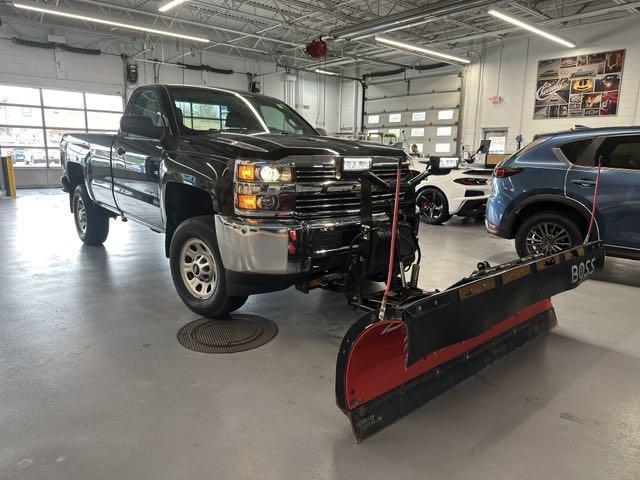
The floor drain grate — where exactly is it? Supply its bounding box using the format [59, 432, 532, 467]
[177, 315, 278, 353]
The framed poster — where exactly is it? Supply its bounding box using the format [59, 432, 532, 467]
[534, 49, 624, 119]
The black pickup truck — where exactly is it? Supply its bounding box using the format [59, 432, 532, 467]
[60, 85, 416, 317]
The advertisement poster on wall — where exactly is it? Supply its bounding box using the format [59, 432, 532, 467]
[533, 49, 624, 119]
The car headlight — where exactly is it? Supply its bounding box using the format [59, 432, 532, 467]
[258, 165, 280, 182]
[234, 160, 294, 214]
[235, 161, 292, 183]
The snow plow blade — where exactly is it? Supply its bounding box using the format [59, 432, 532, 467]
[336, 241, 605, 442]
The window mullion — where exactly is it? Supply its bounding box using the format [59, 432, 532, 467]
[39, 88, 49, 168]
[83, 92, 89, 133]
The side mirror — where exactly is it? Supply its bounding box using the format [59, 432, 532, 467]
[120, 115, 165, 140]
[316, 127, 327, 136]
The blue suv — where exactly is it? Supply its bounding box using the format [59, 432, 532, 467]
[486, 126, 640, 259]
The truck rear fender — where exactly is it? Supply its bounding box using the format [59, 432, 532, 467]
[65, 162, 85, 212]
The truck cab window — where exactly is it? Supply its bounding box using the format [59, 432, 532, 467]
[168, 86, 317, 136]
[174, 101, 227, 131]
[129, 90, 164, 127]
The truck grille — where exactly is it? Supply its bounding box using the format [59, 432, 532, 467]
[294, 158, 410, 218]
[295, 162, 407, 183]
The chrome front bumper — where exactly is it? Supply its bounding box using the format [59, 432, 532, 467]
[215, 215, 297, 274]
[214, 213, 385, 275]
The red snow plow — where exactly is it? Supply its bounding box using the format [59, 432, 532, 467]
[334, 156, 605, 442]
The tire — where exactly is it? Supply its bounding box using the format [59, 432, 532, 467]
[515, 212, 583, 258]
[416, 187, 452, 225]
[169, 215, 248, 317]
[73, 184, 109, 246]
[227, 295, 249, 312]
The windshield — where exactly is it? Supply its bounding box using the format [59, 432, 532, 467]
[168, 87, 317, 136]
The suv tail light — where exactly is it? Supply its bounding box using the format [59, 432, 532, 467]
[493, 166, 523, 178]
[453, 178, 488, 186]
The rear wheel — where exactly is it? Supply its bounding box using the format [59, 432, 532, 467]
[169, 215, 248, 317]
[416, 188, 451, 225]
[73, 184, 109, 245]
[515, 212, 583, 257]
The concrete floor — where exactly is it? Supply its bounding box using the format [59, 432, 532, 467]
[1, 190, 640, 480]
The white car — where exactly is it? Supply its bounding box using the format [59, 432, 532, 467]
[412, 159, 493, 225]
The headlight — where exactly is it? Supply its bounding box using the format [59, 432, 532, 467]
[236, 161, 291, 183]
[258, 165, 279, 182]
[237, 164, 255, 181]
[234, 159, 293, 214]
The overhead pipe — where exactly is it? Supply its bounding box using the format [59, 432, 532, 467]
[330, 0, 497, 40]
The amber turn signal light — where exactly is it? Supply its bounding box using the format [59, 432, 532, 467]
[237, 164, 255, 181]
[237, 194, 257, 210]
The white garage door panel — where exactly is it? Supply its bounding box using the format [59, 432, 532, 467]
[409, 74, 460, 92]
[364, 71, 461, 157]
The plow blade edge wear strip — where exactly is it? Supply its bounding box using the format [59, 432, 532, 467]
[335, 241, 605, 442]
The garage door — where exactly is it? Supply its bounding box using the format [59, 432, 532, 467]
[363, 71, 461, 157]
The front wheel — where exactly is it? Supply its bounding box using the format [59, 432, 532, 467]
[416, 188, 452, 225]
[515, 212, 583, 258]
[169, 215, 248, 317]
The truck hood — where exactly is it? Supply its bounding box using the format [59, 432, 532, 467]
[186, 133, 406, 159]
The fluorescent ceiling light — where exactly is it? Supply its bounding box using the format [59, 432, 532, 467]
[375, 36, 471, 64]
[158, 0, 189, 13]
[348, 19, 434, 41]
[315, 69, 339, 76]
[488, 9, 576, 48]
[13, 2, 209, 43]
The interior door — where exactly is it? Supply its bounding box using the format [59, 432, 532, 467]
[112, 88, 164, 228]
[565, 134, 640, 248]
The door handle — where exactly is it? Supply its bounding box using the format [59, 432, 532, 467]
[571, 179, 596, 187]
[117, 147, 126, 156]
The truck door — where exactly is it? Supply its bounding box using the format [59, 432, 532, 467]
[112, 88, 164, 228]
[565, 134, 640, 249]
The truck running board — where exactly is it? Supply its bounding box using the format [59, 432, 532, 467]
[335, 241, 605, 442]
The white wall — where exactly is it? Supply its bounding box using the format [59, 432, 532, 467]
[461, 17, 640, 153]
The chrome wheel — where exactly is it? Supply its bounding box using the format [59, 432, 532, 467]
[525, 222, 572, 255]
[179, 239, 217, 300]
[76, 197, 87, 234]
[417, 190, 445, 222]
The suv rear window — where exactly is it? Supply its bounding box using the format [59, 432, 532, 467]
[559, 139, 591, 164]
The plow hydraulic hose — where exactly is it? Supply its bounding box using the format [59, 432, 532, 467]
[585, 156, 602, 243]
[379, 160, 403, 321]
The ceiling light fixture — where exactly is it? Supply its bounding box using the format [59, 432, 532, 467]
[315, 69, 339, 76]
[13, 2, 209, 42]
[158, 0, 190, 13]
[374, 36, 471, 65]
[488, 9, 576, 48]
